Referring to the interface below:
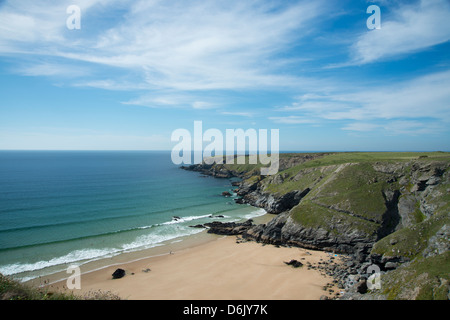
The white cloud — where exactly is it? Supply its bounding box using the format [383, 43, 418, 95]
[0, 0, 115, 53]
[342, 120, 445, 135]
[121, 93, 219, 110]
[274, 69, 450, 134]
[269, 116, 318, 124]
[0, 0, 325, 92]
[352, 0, 450, 64]
[342, 122, 381, 132]
[16, 62, 89, 77]
[280, 70, 450, 121]
[221, 111, 254, 118]
[192, 101, 216, 110]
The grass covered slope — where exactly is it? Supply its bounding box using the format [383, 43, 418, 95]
[0, 273, 120, 300]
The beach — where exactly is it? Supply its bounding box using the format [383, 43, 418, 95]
[47, 232, 340, 300]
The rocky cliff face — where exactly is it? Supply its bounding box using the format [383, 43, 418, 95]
[241, 160, 448, 254]
[182, 153, 450, 299]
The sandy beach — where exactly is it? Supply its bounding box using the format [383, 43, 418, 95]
[47, 234, 340, 300]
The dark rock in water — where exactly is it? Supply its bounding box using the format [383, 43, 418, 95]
[172, 216, 181, 221]
[284, 259, 303, 268]
[222, 191, 232, 197]
[112, 268, 126, 279]
[189, 224, 206, 228]
[204, 219, 254, 235]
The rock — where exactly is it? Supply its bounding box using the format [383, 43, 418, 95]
[112, 268, 126, 279]
[189, 224, 206, 228]
[204, 219, 254, 236]
[356, 280, 368, 294]
[384, 262, 399, 270]
[142, 268, 151, 273]
[320, 295, 329, 300]
[284, 259, 303, 268]
[172, 216, 181, 221]
[222, 191, 232, 197]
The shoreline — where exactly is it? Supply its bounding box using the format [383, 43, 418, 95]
[43, 217, 341, 300]
[26, 213, 273, 287]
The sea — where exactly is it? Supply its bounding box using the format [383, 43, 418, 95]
[0, 151, 266, 282]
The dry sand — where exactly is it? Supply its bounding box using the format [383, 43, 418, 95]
[49, 235, 339, 300]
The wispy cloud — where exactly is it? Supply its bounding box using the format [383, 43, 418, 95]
[221, 111, 254, 118]
[269, 116, 318, 124]
[0, 0, 325, 93]
[352, 0, 450, 64]
[273, 69, 450, 134]
[192, 101, 216, 110]
[342, 120, 446, 136]
[16, 62, 89, 77]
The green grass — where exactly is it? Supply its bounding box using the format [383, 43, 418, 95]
[290, 200, 380, 237]
[310, 163, 396, 223]
[259, 152, 449, 197]
[412, 201, 426, 223]
[371, 211, 450, 260]
[295, 152, 450, 169]
[0, 273, 120, 300]
[381, 251, 450, 300]
[0, 274, 76, 300]
[263, 166, 326, 195]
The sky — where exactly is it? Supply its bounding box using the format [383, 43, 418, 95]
[0, 0, 449, 151]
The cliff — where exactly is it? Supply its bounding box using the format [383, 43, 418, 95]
[182, 152, 450, 300]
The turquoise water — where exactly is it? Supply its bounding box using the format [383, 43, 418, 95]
[0, 151, 264, 281]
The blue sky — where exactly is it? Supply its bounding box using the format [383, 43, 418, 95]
[0, 0, 449, 151]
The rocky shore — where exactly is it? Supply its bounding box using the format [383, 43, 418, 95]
[182, 153, 450, 300]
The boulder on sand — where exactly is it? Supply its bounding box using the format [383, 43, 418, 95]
[284, 259, 303, 268]
[112, 268, 126, 279]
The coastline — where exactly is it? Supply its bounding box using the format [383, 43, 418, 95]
[45, 225, 340, 300]
[26, 212, 273, 288]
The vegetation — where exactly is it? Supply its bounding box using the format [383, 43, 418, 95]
[290, 200, 380, 236]
[0, 273, 120, 300]
[372, 212, 450, 261]
[381, 251, 450, 300]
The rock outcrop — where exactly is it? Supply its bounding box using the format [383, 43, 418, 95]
[203, 219, 254, 236]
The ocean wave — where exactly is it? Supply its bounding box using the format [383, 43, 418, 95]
[244, 208, 267, 219]
[0, 207, 266, 281]
[121, 224, 204, 251]
[0, 223, 205, 279]
[0, 247, 121, 276]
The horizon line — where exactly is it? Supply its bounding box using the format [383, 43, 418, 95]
[0, 149, 448, 153]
